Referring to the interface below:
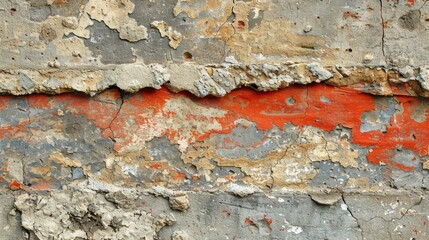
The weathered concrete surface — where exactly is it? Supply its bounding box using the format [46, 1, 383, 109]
[0, 0, 428, 96]
[1, 191, 429, 240]
[14, 191, 176, 240]
[1, 85, 428, 192]
[0, 83, 427, 238]
[0, 193, 25, 239]
[1, 0, 429, 239]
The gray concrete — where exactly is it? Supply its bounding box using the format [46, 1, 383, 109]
[3, 191, 429, 239]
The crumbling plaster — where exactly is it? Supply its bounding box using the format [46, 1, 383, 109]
[1, 0, 429, 239]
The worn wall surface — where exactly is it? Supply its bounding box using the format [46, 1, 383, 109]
[1, 0, 429, 239]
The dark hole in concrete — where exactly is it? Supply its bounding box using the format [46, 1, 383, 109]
[249, 83, 259, 90]
[286, 97, 296, 106]
[183, 52, 193, 60]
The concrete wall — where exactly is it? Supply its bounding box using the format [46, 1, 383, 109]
[1, 0, 429, 239]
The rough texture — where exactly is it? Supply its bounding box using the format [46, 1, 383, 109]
[0, 83, 428, 238]
[2, 191, 429, 240]
[1, 85, 428, 191]
[15, 191, 176, 240]
[0, 0, 428, 96]
[1, 0, 429, 239]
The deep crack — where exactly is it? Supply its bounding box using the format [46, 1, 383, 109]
[107, 89, 125, 142]
[342, 194, 364, 240]
[219, 0, 237, 61]
[379, 0, 387, 64]
[21, 96, 34, 187]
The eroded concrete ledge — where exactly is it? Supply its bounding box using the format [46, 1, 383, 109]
[1, 63, 429, 97]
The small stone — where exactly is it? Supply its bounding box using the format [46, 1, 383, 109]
[169, 194, 190, 212]
[417, 66, 429, 91]
[62, 17, 79, 30]
[423, 160, 429, 170]
[105, 191, 135, 209]
[306, 62, 333, 81]
[172, 230, 190, 240]
[226, 183, 260, 197]
[154, 213, 176, 232]
[398, 65, 414, 78]
[19, 73, 36, 91]
[335, 65, 351, 77]
[72, 51, 81, 58]
[10, 49, 19, 55]
[9, 209, 16, 216]
[48, 60, 61, 68]
[57, 109, 64, 116]
[225, 55, 239, 64]
[72, 168, 84, 180]
[303, 25, 312, 33]
[363, 53, 374, 63]
[309, 192, 342, 205]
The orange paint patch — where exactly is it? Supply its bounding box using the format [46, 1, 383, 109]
[171, 171, 187, 180]
[57, 89, 121, 130]
[0, 96, 10, 111]
[225, 175, 236, 181]
[28, 94, 51, 109]
[405, 0, 415, 7]
[9, 179, 21, 190]
[30, 182, 53, 190]
[0, 120, 31, 140]
[150, 163, 163, 170]
[1, 84, 428, 176]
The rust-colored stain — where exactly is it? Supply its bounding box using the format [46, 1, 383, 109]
[343, 11, 360, 19]
[223, 210, 231, 217]
[30, 182, 54, 191]
[264, 214, 273, 231]
[54, 0, 70, 5]
[244, 217, 255, 226]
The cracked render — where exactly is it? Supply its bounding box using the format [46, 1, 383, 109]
[1, 0, 429, 239]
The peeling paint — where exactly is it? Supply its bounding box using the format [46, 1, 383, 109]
[1, 0, 429, 239]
